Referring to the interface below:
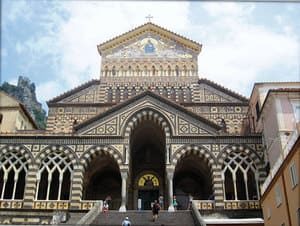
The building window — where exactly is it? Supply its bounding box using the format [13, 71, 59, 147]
[291, 99, 300, 122]
[222, 151, 259, 200]
[131, 87, 136, 97]
[183, 65, 187, 75]
[104, 66, 108, 76]
[120, 66, 124, 76]
[162, 87, 168, 98]
[0, 113, 3, 124]
[175, 65, 179, 76]
[36, 149, 73, 200]
[170, 87, 176, 101]
[185, 87, 192, 102]
[123, 87, 128, 100]
[255, 102, 260, 121]
[152, 66, 156, 76]
[115, 87, 120, 103]
[128, 66, 132, 76]
[289, 162, 298, 188]
[0, 150, 28, 199]
[107, 87, 113, 103]
[112, 66, 116, 76]
[275, 184, 282, 207]
[167, 65, 171, 76]
[178, 87, 184, 103]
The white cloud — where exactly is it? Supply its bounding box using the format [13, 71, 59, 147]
[19, 1, 190, 102]
[4, 0, 33, 22]
[3, 1, 300, 105]
[55, 1, 191, 88]
[196, 2, 299, 96]
[36, 80, 64, 110]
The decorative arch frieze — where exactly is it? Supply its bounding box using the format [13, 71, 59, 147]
[36, 145, 78, 165]
[171, 144, 215, 169]
[122, 107, 172, 139]
[79, 145, 123, 169]
[217, 144, 263, 167]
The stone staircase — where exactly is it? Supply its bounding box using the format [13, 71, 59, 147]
[90, 210, 196, 226]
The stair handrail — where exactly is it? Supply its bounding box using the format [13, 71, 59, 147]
[191, 200, 206, 226]
[76, 200, 103, 225]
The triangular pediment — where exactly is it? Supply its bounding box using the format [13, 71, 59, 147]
[197, 79, 249, 103]
[98, 22, 201, 58]
[75, 91, 221, 136]
[47, 80, 100, 104]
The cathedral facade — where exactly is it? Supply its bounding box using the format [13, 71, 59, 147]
[0, 23, 265, 224]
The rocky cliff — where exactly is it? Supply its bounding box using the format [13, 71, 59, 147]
[0, 76, 46, 129]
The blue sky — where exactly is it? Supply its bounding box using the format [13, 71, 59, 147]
[1, 1, 300, 111]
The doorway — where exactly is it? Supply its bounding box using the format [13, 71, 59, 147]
[138, 190, 159, 210]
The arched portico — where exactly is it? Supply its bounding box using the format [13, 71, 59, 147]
[173, 148, 214, 210]
[81, 148, 122, 210]
[127, 115, 168, 210]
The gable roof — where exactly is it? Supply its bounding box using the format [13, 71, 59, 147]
[97, 22, 202, 56]
[74, 90, 221, 134]
[47, 79, 100, 105]
[0, 91, 38, 129]
[198, 78, 249, 103]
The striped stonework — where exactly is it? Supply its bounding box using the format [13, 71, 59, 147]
[70, 164, 84, 209]
[23, 163, 38, 209]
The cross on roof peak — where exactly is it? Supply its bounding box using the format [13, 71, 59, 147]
[145, 14, 153, 22]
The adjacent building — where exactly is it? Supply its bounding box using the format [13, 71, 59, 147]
[0, 91, 37, 133]
[248, 83, 300, 226]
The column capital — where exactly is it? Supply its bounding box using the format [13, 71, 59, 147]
[120, 168, 129, 179]
[166, 166, 175, 179]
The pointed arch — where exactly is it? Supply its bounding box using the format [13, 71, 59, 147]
[171, 145, 216, 168]
[79, 145, 123, 169]
[35, 145, 77, 201]
[122, 108, 173, 139]
[218, 145, 263, 201]
[0, 145, 33, 200]
[172, 145, 215, 203]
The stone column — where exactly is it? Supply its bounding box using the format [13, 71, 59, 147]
[166, 145, 170, 165]
[166, 167, 175, 212]
[125, 145, 129, 165]
[23, 163, 38, 209]
[70, 164, 85, 209]
[119, 170, 128, 212]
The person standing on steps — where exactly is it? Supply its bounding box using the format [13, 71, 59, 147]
[158, 194, 164, 210]
[122, 216, 131, 226]
[188, 193, 193, 210]
[152, 200, 161, 222]
[102, 200, 109, 218]
[173, 196, 178, 210]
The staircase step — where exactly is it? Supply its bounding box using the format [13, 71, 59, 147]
[90, 210, 195, 226]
